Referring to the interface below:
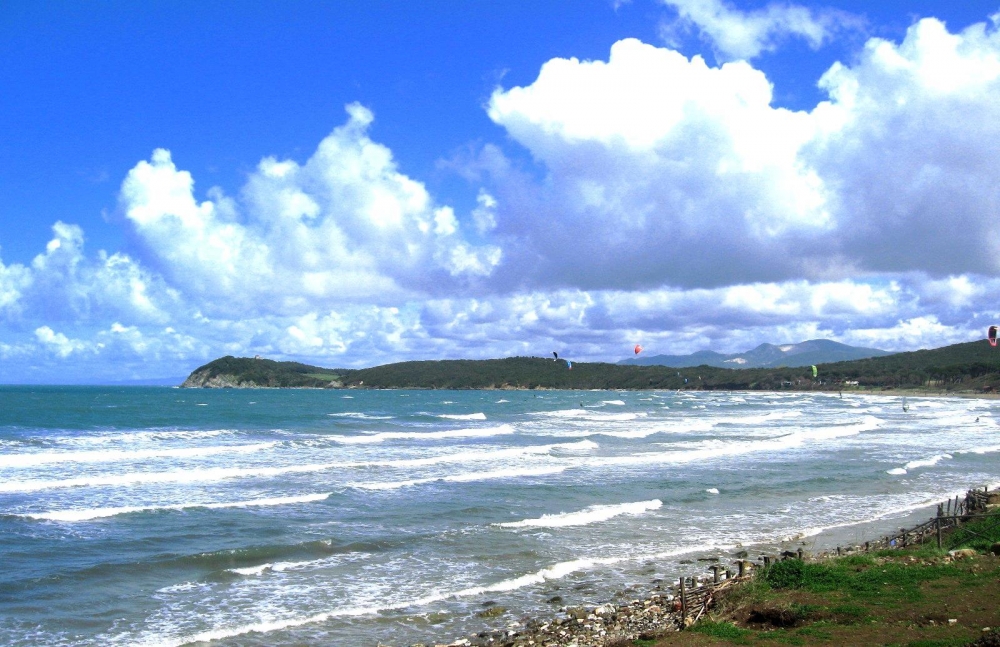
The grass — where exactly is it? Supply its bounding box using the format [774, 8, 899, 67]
[690, 621, 754, 644]
[649, 509, 1000, 646]
[303, 372, 342, 381]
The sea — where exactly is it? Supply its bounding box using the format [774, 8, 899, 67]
[1, 386, 998, 647]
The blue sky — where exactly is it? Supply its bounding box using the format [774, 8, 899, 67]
[2, 0, 1000, 383]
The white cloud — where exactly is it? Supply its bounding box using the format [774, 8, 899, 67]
[484, 16, 1000, 292]
[487, 37, 831, 290]
[9, 15, 1000, 383]
[121, 104, 501, 316]
[658, 0, 864, 61]
[811, 17, 1000, 276]
[35, 326, 89, 358]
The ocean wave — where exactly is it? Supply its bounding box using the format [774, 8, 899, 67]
[54, 428, 237, 446]
[437, 413, 487, 420]
[904, 454, 953, 470]
[494, 499, 661, 529]
[22, 492, 332, 522]
[327, 412, 394, 420]
[0, 441, 276, 469]
[0, 440, 594, 493]
[327, 424, 515, 445]
[594, 416, 880, 468]
[124, 543, 717, 647]
[956, 444, 1000, 455]
[530, 408, 642, 422]
[351, 465, 569, 491]
[713, 411, 803, 425]
[227, 556, 341, 577]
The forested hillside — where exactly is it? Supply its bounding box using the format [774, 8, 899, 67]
[181, 340, 1000, 392]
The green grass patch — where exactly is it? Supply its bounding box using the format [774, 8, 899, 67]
[946, 510, 1000, 552]
[303, 372, 341, 381]
[690, 620, 755, 644]
[762, 555, 967, 606]
[794, 625, 833, 640]
[827, 602, 870, 621]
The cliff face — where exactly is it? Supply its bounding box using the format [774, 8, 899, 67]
[180, 370, 311, 388]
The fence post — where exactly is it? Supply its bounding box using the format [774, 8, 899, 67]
[936, 516, 942, 550]
[737, 560, 746, 578]
[797, 548, 803, 560]
[679, 576, 687, 624]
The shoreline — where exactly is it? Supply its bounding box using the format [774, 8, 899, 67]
[418, 487, 999, 647]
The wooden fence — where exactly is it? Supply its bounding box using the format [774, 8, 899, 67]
[672, 485, 996, 630]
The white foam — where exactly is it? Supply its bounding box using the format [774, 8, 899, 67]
[957, 444, 1000, 455]
[593, 416, 879, 468]
[706, 488, 720, 494]
[0, 440, 589, 493]
[126, 543, 722, 647]
[23, 492, 332, 522]
[887, 468, 908, 475]
[327, 424, 514, 445]
[495, 499, 661, 529]
[0, 441, 276, 469]
[228, 558, 319, 576]
[904, 454, 952, 470]
[437, 413, 487, 420]
[714, 411, 803, 425]
[352, 465, 568, 491]
[601, 400, 626, 406]
[327, 412, 394, 420]
[530, 409, 641, 422]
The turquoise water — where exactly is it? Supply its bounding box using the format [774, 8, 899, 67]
[1, 386, 997, 646]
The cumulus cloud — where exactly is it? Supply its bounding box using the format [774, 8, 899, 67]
[484, 15, 1000, 293]
[8, 13, 1000, 383]
[487, 37, 832, 290]
[34, 326, 89, 358]
[811, 17, 1000, 276]
[0, 222, 181, 326]
[120, 104, 502, 316]
[658, 0, 864, 61]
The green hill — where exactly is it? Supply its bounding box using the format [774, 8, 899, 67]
[180, 340, 1000, 392]
[180, 356, 352, 388]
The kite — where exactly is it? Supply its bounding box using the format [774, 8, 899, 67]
[989, 326, 999, 347]
[553, 351, 559, 361]
[634, 344, 643, 355]
[811, 365, 818, 378]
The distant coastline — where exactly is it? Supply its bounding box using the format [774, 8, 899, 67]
[180, 340, 1000, 395]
